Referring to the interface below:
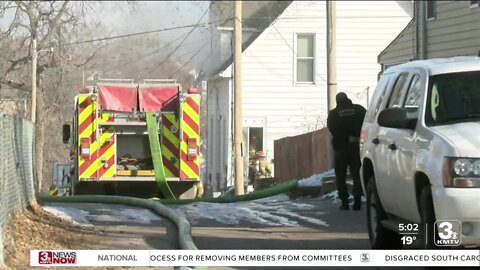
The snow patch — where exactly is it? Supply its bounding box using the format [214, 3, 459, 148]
[278, 211, 329, 227]
[321, 190, 366, 203]
[175, 196, 328, 227]
[43, 205, 162, 225]
[43, 206, 92, 226]
[321, 190, 341, 203]
[297, 169, 335, 187]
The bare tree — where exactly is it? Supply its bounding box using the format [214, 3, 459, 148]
[0, 1, 118, 192]
[1, 1, 198, 192]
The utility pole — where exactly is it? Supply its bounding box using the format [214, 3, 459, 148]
[234, 0, 244, 195]
[326, 1, 337, 111]
[31, 38, 37, 123]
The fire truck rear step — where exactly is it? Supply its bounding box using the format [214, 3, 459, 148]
[96, 177, 180, 181]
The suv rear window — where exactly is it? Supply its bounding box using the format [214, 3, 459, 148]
[426, 71, 480, 126]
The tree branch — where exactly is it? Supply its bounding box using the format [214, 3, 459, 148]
[39, 1, 69, 48]
[3, 79, 28, 92]
[3, 55, 30, 78]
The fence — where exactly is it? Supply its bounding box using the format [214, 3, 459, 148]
[0, 114, 36, 266]
[274, 127, 333, 183]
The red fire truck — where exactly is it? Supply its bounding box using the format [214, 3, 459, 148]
[52, 79, 201, 199]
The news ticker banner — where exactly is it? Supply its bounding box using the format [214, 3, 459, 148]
[30, 250, 480, 267]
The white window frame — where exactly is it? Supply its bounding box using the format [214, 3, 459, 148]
[426, 0, 436, 21]
[294, 33, 316, 85]
[470, 0, 479, 8]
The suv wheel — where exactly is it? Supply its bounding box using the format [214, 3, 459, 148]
[366, 176, 403, 249]
[420, 186, 436, 249]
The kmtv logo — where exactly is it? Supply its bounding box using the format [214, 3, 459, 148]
[39, 251, 77, 264]
[434, 220, 462, 247]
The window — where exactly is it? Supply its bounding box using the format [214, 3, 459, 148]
[426, 1, 436, 20]
[296, 34, 315, 83]
[471, 0, 479, 8]
[365, 73, 393, 123]
[403, 75, 423, 118]
[426, 71, 480, 126]
[387, 73, 409, 108]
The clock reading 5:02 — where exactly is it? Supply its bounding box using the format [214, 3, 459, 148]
[398, 223, 419, 232]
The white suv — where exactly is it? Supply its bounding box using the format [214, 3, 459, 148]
[360, 57, 480, 249]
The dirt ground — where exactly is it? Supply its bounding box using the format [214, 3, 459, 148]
[1, 201, 149, 270]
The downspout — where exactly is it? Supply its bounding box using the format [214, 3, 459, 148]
[418, 0, 426, 60]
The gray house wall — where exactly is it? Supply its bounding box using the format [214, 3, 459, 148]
[379, 0, 480, 68]
[427, 1, 480, 58]
[377, 20, 415, 68]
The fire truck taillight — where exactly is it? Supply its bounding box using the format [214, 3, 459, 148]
[79, 87, 90, 94]
[188, 87, 199, 94]
[187, 138, 198, 161]
[80, 138, 91, 160]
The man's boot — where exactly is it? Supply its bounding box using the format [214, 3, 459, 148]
[339, 200, 349, 210]
[353, 196, 361, 210]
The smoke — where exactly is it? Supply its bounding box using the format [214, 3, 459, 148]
[97, 1, 214, 80]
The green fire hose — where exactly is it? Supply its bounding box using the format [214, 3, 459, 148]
[38, 180, 299, 270]
[37, 194, 196, 250]
[152, 179, 298, 205]
[146, 112, 175, 199]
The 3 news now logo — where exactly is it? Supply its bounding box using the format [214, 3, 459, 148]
[38, 251, 77, 265]
[434, 220, 462, 247]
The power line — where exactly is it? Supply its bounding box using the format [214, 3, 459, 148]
[141, 8, 234, 79]
[41, 27, 215, 76]
[138, 45, 204, 78]
[169, 43, 205, 78]
[59, 18, 227, 47]
[102, 33, 206, 73]
[153, 2, 211, 76]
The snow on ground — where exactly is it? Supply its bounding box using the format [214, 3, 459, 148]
[42, 169, 343, 229]
[297, 169, 335, 187]
[175, 194, 329, 227]
[42, 204, 162, 225]
[321, 190, 341, 204]
[42, 206, 92, 226]
[321, 190, 367, 203]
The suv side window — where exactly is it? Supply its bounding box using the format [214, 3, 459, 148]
[365, 73, 393, 123]
[403, 74, 422, 118]
[387, 73, 409, 108]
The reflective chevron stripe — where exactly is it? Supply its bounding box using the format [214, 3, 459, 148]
[180, 95, 200, 180]
[162, 113, 180, 177]
[77, 95, 115, 180]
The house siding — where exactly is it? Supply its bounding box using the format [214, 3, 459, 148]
[241, 1, 411, 158]
[379, 1, 480, 67]
[427, 1, 480, 58]
[377, 21, 415, 67]
[206, 1, 411, 192]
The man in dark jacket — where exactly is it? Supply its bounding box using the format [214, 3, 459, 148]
[327, 92, 366, 210]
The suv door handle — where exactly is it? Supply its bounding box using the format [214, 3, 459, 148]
[388, 143, 397, 150]
[372, 138, 380, 145]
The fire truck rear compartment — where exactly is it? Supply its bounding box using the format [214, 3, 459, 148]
[83, 126, 196, 199]
[116, 133, 154, 174]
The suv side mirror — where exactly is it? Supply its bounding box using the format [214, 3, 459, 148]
[62, 124, 71, 144]
[378, 107, 417, 130]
